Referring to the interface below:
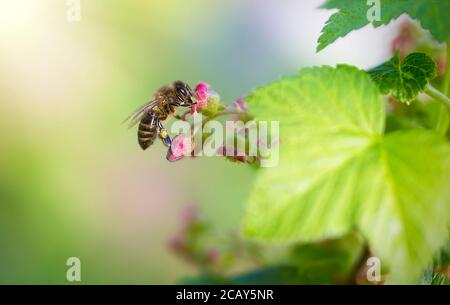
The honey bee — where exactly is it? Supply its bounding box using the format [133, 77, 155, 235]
[124, 81, 195, 150]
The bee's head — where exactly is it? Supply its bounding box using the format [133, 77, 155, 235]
[174, 81, 195, 106]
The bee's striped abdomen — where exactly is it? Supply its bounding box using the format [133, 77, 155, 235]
[138, 113, 157, 150]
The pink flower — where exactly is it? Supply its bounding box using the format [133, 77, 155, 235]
[191, 81, 211, 114]
[166, 134, 192, 161]
[166, 204, 200, 256]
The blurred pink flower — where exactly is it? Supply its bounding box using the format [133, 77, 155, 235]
[166, 134, 192, 162]
[167, 235, 186, 254]
[207, 248, 221, 264]
[391, 20, 417, 59]
[179, 204, 199, 229]
[437, 57, 447, 77]
[234, 97, 248, 112]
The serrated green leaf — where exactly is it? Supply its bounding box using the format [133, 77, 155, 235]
[244, 65, 384, 242]
[368, 53, 437, 104]
[356, 130, 450, 283]
[318, 0, 450, 52]
[243, 65, 450, 283]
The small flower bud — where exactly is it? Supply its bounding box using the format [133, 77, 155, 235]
[191, 81, 211, 114]
[167, 134, 192, 162]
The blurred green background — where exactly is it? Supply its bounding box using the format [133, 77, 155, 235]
[0, 0, 396, 283]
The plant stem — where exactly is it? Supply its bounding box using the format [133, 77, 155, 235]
[201, 111, 246, 127]
[424, 84, 450, 109]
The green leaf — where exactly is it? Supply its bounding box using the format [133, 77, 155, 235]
[243, 65, 450, 283]
[368, 53, 437, 104]
[318, 0, 450, 52]
[357, 130, 450, 283]
[289, 232, 365, 284]
[244, 65, 384, 241]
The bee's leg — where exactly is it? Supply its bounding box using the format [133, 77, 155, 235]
[171, 102, 182, 119]
[157, 120, 172, 147]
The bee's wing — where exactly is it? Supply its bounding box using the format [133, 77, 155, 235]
[122, 98, 160, 128]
